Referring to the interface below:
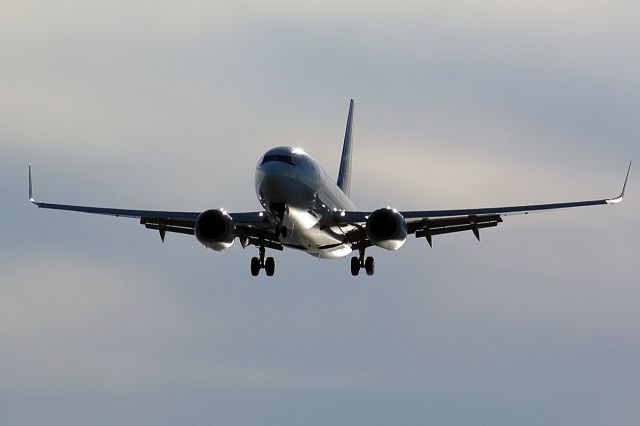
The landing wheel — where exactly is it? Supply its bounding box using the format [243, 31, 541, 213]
[350, 257, 360, 276]
[250, 257, 260, 276]
[251, 246, 275, 277]
[365, 256, 375, 276]
[265, 257, 275, 276]
[350, 249, 375, 277]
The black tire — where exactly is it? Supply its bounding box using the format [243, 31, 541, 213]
[265, 257, 275, 276]
[365, 256, 375, 276]
[350, 256, 360, 276]
[250, 257, 260, 276]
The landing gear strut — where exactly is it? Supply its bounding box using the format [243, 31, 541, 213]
[275, 225, 288, 239]
[350, 248, 375, 276]
[251, 246, 275, 277]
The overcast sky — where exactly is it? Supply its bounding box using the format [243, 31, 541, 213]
[1, 1, 639, 425]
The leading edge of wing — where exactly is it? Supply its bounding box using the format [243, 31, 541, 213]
[334, 161, 631, 223]
[28, 165, 200, 220]
[27, 165, 270, 224]
[32, 201, 201, 220]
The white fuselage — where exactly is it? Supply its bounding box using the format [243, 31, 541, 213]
[254, 146, 356, 259]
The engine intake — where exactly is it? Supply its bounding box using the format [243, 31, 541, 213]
[366, 208, 407, 250]
[195, 209, 235, 251]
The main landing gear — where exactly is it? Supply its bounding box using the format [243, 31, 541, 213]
[251, 246, 275, 277]
[351, 248, 375, 276]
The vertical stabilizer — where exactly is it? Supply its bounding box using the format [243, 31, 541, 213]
[337, 99, 354, 196]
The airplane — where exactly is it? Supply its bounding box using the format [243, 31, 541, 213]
[29, 100, 631, 277]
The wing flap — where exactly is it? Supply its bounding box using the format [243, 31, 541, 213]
[143, 223, 195, 236]
[415, 220, 500, 246]
[406, 214, 502, 233]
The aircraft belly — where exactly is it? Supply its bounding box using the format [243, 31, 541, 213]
[281, 208, 352, 259]
[256, 159, 356, 260]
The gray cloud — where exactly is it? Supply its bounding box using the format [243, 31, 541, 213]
[1, 1, 639, 425]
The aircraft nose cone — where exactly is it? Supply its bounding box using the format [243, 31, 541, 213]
[259, 171, 291, 202]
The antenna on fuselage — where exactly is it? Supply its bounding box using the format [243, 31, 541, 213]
[337, 99, 354, 196]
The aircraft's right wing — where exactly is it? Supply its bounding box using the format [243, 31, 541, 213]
[334, 162, 631, 247]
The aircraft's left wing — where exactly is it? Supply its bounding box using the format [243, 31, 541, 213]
[28, 165, 275, 244]
[335, 162, 631, 247]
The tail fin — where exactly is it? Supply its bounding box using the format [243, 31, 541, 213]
[337, 99, 354, 196]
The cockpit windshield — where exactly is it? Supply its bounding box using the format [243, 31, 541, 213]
[261, 154, 295, 165]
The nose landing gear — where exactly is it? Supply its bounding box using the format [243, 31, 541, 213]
[350, 248, 375, 276]
[251, 246, 276, 277]
[275, 225, 288, 239]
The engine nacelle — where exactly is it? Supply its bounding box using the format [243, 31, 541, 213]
[195, 209, 235, 251]
[366, 208, 408, 250]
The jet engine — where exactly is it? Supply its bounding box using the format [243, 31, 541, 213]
[366, 207, 407, 250]
[195, 209, 235, 251]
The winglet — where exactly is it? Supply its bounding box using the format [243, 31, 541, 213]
[28, 164, 35, 203]
[607, 161, 631, 204]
